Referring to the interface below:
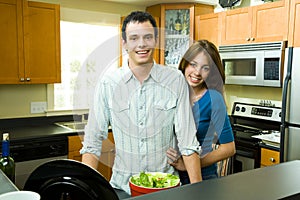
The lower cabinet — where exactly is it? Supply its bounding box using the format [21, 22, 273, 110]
[260, 148, 280, 167]
[68, 132, 115, 181]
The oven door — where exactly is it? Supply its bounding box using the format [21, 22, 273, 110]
[221, 51, 264, 86]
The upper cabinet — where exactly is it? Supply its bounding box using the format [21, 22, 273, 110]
[195, 12, 221, 47]
[288, 0, 300, 47]
[146, 3, 213, 66]
[0, 0, 61, 84]
[220, 0, 290, 45]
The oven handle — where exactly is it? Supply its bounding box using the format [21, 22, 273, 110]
[232, 124, 263, 132]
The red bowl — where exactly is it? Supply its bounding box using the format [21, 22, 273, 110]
[129, 172, 180, 197]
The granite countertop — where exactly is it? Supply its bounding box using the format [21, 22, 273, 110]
[127, 160, 300, 200]
[0, 115, 83, 141]
[0, 115, 114, 142]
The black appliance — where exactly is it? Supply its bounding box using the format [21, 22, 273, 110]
[230, 102, 281, 172]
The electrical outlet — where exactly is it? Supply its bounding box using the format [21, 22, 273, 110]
[31, 102, 47, 114]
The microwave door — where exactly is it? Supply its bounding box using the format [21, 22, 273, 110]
[222, 51, 263, 86]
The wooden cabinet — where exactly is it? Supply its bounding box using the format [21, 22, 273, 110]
[146, 3, 213, 66]
[68, 132, 115, 181]
[261, 148, 280, 167]
[0, 0, 61, 84]
[288, 0, 300, 47]
[220, 0, 289, 45]
[68, 135, 84, 162]
[195, 12, 221, 46]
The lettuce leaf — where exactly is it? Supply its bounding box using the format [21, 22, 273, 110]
[131, 172, 179, 188]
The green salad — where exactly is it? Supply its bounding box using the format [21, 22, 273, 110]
[130, 172, 180, 188]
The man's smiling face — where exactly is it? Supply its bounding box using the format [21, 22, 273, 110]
[123, 21, 157, 67]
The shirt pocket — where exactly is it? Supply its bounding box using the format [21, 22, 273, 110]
[109, 100, 130, 129]
[152, 99, 177, 125]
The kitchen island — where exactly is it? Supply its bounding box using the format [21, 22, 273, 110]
[1, 160, 300, 199]
[127, 160, 300, 200]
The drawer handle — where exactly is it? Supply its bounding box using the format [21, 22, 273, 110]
[270, 158, 276, 163]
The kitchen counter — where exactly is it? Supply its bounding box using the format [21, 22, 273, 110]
[127, 160, 300, 200]
[0, 115, 83, 141]
[0, 170, 18, 195]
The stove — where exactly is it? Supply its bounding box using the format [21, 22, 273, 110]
[230, 102, 281, 172]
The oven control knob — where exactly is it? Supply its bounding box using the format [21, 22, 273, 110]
[235, 106, 240, 112]
[241, 107, 246, 112]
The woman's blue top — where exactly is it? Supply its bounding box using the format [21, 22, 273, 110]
[179, 89, 234, 183]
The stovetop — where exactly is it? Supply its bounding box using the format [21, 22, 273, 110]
[231, 102, 281, 123]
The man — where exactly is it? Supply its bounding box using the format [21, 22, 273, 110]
[80, 11, 202, 198]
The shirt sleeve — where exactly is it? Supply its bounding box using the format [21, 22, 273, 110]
[80, 78, 110, 157]
[210, 90, 234, 144]
[173, 73, 201, 156]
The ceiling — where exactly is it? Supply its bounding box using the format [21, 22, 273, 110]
[101, 0, 218, 7]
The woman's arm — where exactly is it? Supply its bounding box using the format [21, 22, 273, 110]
[200, 141, 235, 167]
[167, 141, 235, 170]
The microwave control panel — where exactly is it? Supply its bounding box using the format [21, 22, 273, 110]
[264, 58, 280, 80]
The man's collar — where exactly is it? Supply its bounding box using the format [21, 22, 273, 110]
[122, 60, 160, 83]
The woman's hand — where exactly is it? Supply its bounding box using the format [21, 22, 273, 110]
[166, 147, 186, 171]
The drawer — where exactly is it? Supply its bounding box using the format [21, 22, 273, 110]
[261, 148, 280, 166]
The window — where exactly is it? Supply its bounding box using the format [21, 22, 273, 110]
[48, 8, 120, 112]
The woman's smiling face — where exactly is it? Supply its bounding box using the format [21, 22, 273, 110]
[184, 51, 210, 89]
[123, 21, 157, 66]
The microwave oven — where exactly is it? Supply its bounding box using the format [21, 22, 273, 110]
[219, 41, 286, 87]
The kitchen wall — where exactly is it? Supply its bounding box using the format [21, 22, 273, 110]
[225, 85, 282, 113]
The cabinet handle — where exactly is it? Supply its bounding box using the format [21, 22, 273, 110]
[20, 78, 25, 82]
[251, 38, 255, 41]
[26, 78, 31, 81]
[270, 158, 276, 163]
[246, 38, 251, 41]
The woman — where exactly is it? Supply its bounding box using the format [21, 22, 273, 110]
[167, 40, 235, 183]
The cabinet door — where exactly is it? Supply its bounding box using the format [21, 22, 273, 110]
[261, 148, 280, 167]
[68, 135, 83, 161]
[97, 132, 115, 181]
[252, 0, 289, 43]
[68, 133, 115, 181]
[161, 4, 194, 67]
[221, 7, 252, 45]
[0, 0, 23, 84]
[288, 0, 300, 47]
[195, 13, 220, 46]
[23, 1, 61, 83]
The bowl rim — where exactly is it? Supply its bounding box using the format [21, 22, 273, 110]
[129, 172, 180, 190]
[0, 191, 40, 199]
